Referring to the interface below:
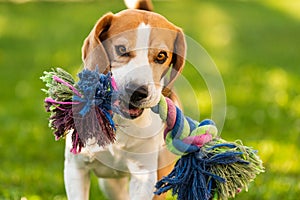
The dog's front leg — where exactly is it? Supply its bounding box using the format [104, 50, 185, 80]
[127, 158, 158, 200]
[129, 169, 157, 200]
[64, 149, 91, 200]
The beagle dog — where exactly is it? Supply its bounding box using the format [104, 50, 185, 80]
[64, 0, 186, 199]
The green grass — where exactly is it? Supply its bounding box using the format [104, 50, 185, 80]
[0, 0, 299, 199]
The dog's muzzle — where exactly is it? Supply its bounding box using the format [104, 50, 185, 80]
[113, 84, 150, 119]
[126, 84, 149, 104]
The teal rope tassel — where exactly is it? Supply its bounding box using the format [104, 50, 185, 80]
[152, 95, 264, 200]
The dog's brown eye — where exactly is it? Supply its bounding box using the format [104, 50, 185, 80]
[115, 45, 130, 57]
[155, 51, 168, 64]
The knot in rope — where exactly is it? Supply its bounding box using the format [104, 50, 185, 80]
[151, 95, 218, 155]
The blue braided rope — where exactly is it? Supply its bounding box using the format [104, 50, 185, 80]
[170, 107, 185, 139]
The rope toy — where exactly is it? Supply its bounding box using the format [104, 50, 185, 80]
[41, 68, 116, 154]
[41, 68, 264, 200]
[152, 96, 264, 199]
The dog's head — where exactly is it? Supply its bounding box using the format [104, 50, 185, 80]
[82, 9, 186, 119]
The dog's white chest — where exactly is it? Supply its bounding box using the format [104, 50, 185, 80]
[114, 109, 164, 144]
[65, 109, 165, 177]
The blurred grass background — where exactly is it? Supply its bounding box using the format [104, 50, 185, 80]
[0, 0, 299, 199]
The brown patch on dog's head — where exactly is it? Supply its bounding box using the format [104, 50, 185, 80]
[81, 13, 114, 73]
[81, 9, 186, 96]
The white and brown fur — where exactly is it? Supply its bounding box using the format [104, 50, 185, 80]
[64, 0, 186, 199]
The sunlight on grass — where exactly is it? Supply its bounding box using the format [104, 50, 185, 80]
[254, 140, 299, 174]
[251, 139, 300, 198]
[20, 195, 67, 200]
[263, 0, 300, 20]
[192, 2, 235, 75]
[227, 64, 298, 112]
[195, 3, 233, 50]
[265, 68, 289, 107]
[291, 95, 300, 117]
[0, 15, 8, 35]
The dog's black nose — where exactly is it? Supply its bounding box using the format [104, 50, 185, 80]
[125, 84, 149, 103]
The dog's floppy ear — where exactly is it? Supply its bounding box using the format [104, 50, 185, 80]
[162, 28, 186, 97]
[81, 13, 114, 72]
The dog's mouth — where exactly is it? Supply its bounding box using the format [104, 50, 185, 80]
[113, 99, 144, 119]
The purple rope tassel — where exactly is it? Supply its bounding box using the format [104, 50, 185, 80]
[42, 68, 116, 154]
